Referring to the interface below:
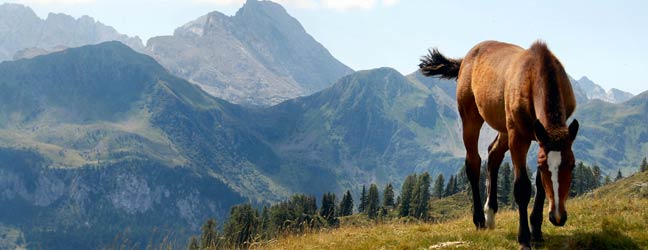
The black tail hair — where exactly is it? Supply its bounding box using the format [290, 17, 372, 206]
[418, 48, 462, 79]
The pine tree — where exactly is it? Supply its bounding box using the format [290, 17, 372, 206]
[259, 206, 271, 239]
[444, 175, 456, 197]
[498, 162, 512, 206]
[339, 190, 354, 216]
[591, 165, 602, 189]
[399, 174, 416, 217]
[223, 204, 258, 248]
[641, 157, 648, 172]
[383, 183, 395, 208]
[358, 185, 367, 213]
[411, 173, 431, 219]
[187, 236, 200, 250]
[367, 184, 380, 219]
[433, 174, 445, 199]
[320, 193, 336, 221]
[615, 169, 623, 181]
[200, 218, 218, 249]
[604, 175, 612, 185]
[455, 164, 468, 192]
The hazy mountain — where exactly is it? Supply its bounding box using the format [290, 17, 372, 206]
[0, 43, 464, 248]
[0, 42, 254, 249]
[575, 76, 634, 103]
[146, 0, 353, 106]
[572, 91, 648, 174]
[0, 3, 144, 61]
[253, 68, 466, 193]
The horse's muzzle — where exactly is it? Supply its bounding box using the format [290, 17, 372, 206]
[549, 211, 567, 226]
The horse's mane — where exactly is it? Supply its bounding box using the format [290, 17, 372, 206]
[530, 41, 569, 141]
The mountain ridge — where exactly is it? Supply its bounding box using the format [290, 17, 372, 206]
[0, 3, 144, 61]
[146, 0, 353, 105]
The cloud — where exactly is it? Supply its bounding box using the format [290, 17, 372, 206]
[321, 0, 375, 10]
[273, 0, 317, 9]
[193, 0, 398, 11]
[14, 0, 94, 4]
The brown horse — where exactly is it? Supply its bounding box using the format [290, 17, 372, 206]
[419, 40, 579, 249]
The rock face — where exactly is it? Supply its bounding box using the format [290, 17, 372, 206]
[0, 3, 144, 62]
[146, 0, 353, 105]
[575, 76, 634, 103]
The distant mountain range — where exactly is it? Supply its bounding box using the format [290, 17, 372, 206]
[574, 76, 634, 103]
[145, 0, 354, 105]
[0, 2, 632, 107]
[0, 3, 143, 61]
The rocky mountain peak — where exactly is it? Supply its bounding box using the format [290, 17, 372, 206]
[146, 1, 353, 106]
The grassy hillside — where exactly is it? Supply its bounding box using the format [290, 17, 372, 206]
[262, 172, 648, 250]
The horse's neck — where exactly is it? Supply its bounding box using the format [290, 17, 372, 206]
[532, 84, 566, 128]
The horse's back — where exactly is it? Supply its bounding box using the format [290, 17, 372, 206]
[457, 41, 525, 133]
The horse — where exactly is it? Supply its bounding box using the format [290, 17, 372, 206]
[419, 40, 579, 249]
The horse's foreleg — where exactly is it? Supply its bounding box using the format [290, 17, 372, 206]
[510, 134, 532, 249]
[530, 171, 546, 243]
[484, 133, 508, 229]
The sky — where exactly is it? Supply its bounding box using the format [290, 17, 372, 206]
[2, 0, 647, 94]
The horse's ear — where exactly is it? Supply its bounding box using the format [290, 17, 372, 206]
[534, 120, 549, 143]
[569, 119, 579, 141]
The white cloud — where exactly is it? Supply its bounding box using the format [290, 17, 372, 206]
[192, 0, 398, 11]
[15, 0, 94, 4]
[321, 0, 375, 10]
[273, 0, 317, 9]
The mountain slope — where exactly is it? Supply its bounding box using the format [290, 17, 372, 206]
[573, 91, 648, 174]
[146, 0, 353, 105]
[253, 68, 466, 194]
[0, 42, 258, 249]
[0, 3, 143, 61]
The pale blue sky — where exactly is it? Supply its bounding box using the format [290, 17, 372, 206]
[2, 0, 647, 94]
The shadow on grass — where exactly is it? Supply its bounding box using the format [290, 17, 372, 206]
[536, 228, 638, 250]
[504, 227, 639, 250]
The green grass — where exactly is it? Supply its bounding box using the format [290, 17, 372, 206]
[261, 172, 648, 250]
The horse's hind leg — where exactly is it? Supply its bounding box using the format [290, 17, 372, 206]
[459, 101, 485, 229]
[484, 133, 509, 229]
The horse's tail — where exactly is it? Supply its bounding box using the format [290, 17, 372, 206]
[418, 48, 462, 79]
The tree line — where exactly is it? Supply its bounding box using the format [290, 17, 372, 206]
[187, 157, 647, 249]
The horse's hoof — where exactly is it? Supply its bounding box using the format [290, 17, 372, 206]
[520, 245, 532, 250]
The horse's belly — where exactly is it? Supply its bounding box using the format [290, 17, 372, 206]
[475, 91, 507, 132]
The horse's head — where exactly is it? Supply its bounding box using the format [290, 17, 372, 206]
[533, 119, 579, 226]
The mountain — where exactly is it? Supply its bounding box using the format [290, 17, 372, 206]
[0, 42, 254, 249]
[575, 76, 634, 103]
[146, 0, 353, 106]
[0, 3, 144, 61]
[253, 68, 466, 193]
[0, 43, 471, 248]
[573, 91, 648, 174]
